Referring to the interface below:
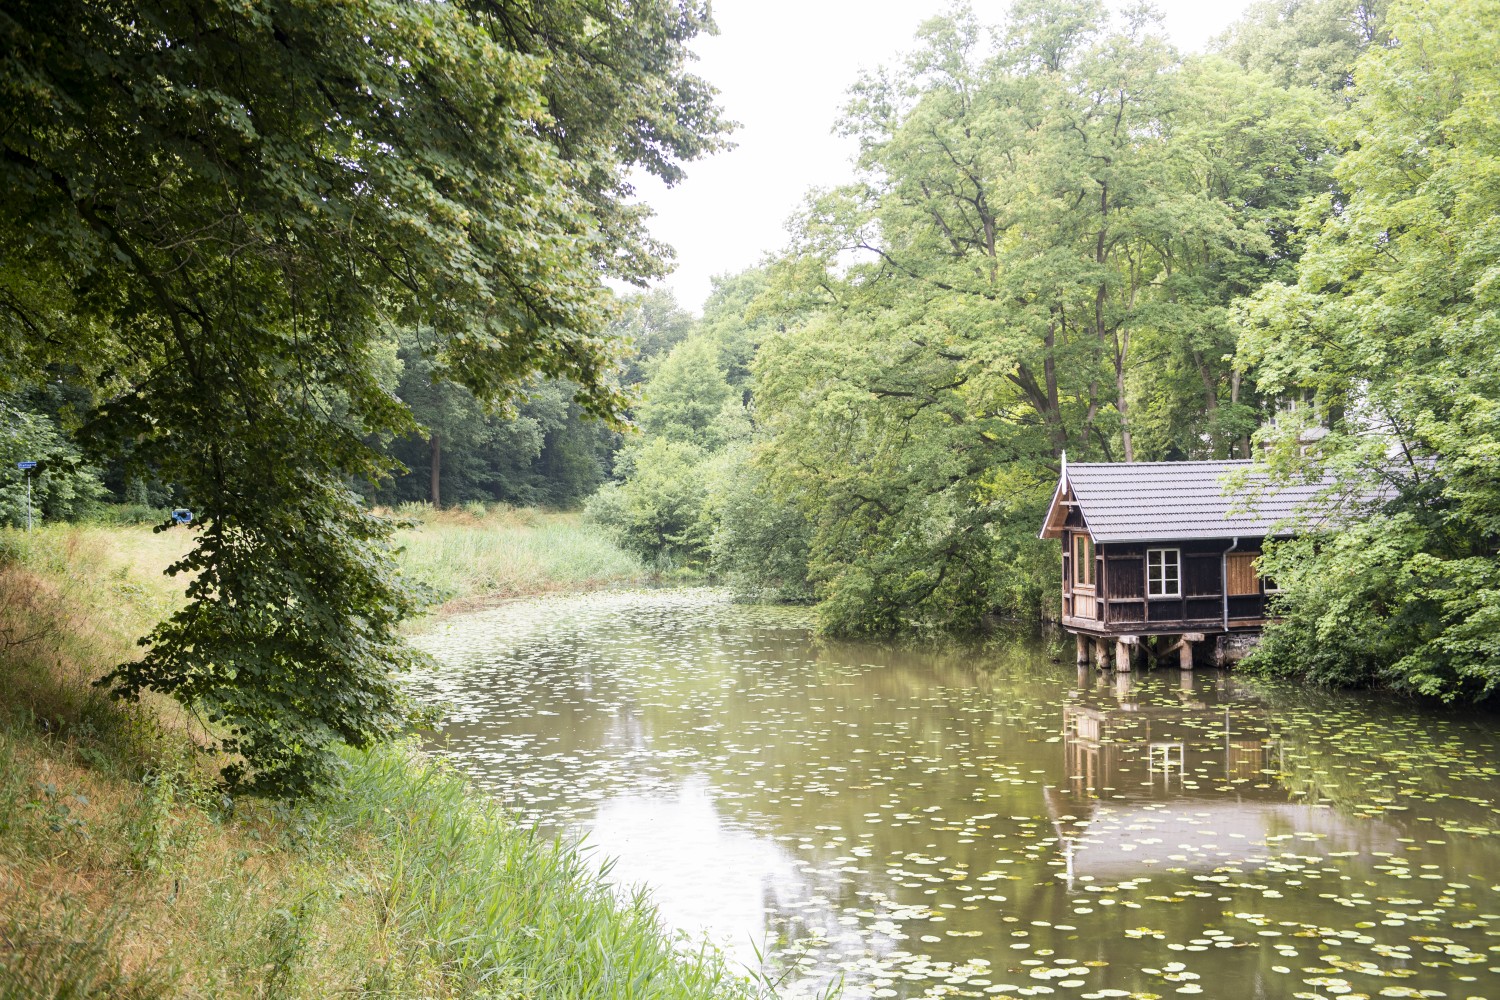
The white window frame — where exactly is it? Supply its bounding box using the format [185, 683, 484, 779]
[1260, 556, 1282, 595]
[1147, 548, 1181, 598]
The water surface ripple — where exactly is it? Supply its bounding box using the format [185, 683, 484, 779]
[412, 589, 1500, 1000]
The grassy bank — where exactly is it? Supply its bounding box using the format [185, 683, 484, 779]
[0, 515, 761, 999]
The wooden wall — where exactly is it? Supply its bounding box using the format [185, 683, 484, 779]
[1061, 538, 1274, 633]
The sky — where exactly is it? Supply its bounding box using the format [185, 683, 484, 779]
[632, 0, 1258, 313]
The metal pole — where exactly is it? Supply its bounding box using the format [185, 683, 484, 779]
[26, 472, 31, 531]
[1221, 536, 1239, 632]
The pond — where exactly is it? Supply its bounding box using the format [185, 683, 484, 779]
[412, 589, 1500, 1000]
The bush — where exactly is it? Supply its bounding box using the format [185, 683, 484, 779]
[1246, 512, 1500, 701]
[585, 438, 714, 569]
[710, 448, 813, 601]
[83, 503, 173, 526]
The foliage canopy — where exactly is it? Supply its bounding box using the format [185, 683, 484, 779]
[0, 0, 725, 794]
[1242, 0, 1500, 701]
[728, 0, 1349, 633]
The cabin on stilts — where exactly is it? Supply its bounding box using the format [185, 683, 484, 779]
[1039, 458, 1339, 673]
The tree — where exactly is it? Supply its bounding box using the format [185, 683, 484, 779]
[372, 339, 611, 510]
[737, 1, 1323, 633]
[710, 446, 814, 602]
[638, 337, 738, 449]
[0, 398, 105, 526]
[1124, 54, 1332, 460]
[610, 289, 697, 387]
[0, 0, 726, 795]
[1218, 0, 1388, 96]
[586, 437, 715, 567]
[695, 269, 790, 391]
[586, 267, 792, 572]
[588, 316, 752, 566]
[1239, 0, 1500, 701]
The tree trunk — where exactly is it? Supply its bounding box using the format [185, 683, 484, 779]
[1192, 350, 1219, 413]
[1043, 321, 1065, 457]
[429, 432, 442, 508]
[1193, 349, 1221, 456]
[1230, 370, 1250, 458]
[1115, 330, 1133, 462]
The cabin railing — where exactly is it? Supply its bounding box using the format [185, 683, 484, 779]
[1062, 590, 1268, 635]
[1102, 593, 1266, 624]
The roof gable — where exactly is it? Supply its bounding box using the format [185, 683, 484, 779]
[1039, 460, 1352, 544]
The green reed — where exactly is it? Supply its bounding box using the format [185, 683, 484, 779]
[315, 741, 771, 998]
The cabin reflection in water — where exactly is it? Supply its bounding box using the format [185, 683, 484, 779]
[1058, 668, 1281, 799]
[1045, 670, 1400, 887]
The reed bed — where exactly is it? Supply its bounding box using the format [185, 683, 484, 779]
[392, 504, 647, 609]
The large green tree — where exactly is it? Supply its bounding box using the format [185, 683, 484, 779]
[610, 288, 697, 387]
[586, 316, 750, 570]
[1239, 0, 1500, 701]
[0, 0, 725, 794]
[745, 1, 1328, 632]
[583, 267, 807, 581]
[1218, 0, 1388, 96]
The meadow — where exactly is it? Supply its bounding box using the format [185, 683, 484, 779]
[392, 503, 646, 611]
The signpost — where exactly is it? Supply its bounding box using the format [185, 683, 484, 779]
[16, 461, 36, 531]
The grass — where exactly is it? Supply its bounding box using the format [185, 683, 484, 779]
[392, 504, 648, 612]
[0, 514, 767, 999]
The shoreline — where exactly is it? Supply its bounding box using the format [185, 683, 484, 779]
[418, 574, 659, 623]
[0, 518, 770, 999]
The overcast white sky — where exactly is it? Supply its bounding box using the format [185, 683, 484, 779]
[632, 0, 1257, 312]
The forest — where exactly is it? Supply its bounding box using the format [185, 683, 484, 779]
[590, 0, 1500, 702]
[2, 0, 1497, 797]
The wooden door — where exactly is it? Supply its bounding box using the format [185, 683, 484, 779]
[1226, 552, 1260, 596]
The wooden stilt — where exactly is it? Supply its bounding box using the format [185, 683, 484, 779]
[1076, 633, 1088, 666]
[1178, 638, 1195, 671]
[1114, 636, 1137, 673]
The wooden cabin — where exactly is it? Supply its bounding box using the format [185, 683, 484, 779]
[1039, 459, 1336, 672]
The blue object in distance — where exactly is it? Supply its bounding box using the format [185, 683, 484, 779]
[171, 508, 193, 525]
[17, 461, 36, 470]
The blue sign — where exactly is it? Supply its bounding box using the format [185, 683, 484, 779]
[171, 508, 194, 525]
[16, 461, 36, 470]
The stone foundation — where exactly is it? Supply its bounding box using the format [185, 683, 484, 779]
[1214, 632, 1261, 667]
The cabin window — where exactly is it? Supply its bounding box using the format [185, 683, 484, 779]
[1147, 548, 1180, 598]
[1073, 534, 1095, 587]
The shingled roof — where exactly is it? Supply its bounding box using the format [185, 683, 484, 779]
[1039, 460, 1350, 544]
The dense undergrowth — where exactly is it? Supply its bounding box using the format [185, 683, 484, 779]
[0, 514, 764, 999]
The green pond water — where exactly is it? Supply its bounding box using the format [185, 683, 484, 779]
[412, 588, 1500, 1000]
